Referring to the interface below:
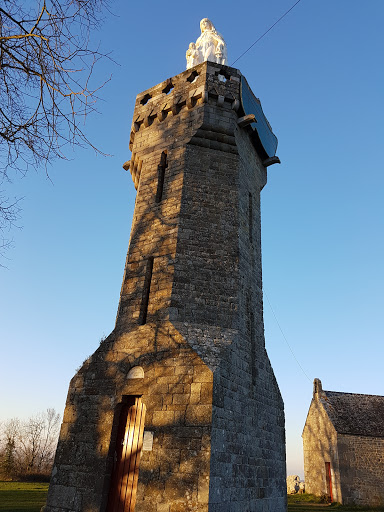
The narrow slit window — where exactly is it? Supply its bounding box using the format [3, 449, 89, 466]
[250, 310, 257, 387]
[248, 192, 253, 244]
[139, 257, 154, 325]
[247, 292, 257, 389]
[155, 151, 168, 203]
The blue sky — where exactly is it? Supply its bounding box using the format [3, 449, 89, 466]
[1, 0, 383, 478]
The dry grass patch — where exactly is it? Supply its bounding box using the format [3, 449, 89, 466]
[288, 494, 384, 512]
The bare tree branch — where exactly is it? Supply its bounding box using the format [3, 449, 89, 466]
[0, 192, 21, 267]
[0, 0, 111, 261]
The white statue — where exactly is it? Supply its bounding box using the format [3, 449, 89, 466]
[186, 18, 228, 69]
[186, 42, 200, 69]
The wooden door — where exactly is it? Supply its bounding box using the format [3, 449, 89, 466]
[107, 397, 146, 512]
[325, 462, 333, 502]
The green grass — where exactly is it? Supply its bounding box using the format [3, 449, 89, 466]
[0, 482, 49, 512]
[2, 483, 384, 512]
[288, 494, 384, 512]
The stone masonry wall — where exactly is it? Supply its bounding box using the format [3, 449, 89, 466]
[302, 398, 342, 503]
[46, 63, 216, 512]
[209, 112, 285, 512]
[47, 334, 213, 512]
[169, 95, 286, 510]
[338, 435, 384, 506]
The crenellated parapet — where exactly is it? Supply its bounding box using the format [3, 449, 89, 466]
[124, 61, 279, 189]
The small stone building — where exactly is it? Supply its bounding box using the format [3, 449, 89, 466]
[303, 378, 384, 506]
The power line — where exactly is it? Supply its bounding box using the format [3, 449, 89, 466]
[264, 290, 311, 382]
[231, 0, 304, 66]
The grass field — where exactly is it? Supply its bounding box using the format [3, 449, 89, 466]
[288, 494, 384, 512]
[1, 483, 384, 512]
[0, 482, 48, 512]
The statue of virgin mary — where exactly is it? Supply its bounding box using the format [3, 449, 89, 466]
[186, 18, 228, 69]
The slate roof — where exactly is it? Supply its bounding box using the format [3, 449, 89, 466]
[320, 390, 384, 438]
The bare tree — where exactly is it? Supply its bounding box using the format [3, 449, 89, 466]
[0, 418, 20, 478]
[0, 0, 110, 255]
[0, 409, 61, 479]
[0, 0, 109, 171]
[17, 408, 61, 474]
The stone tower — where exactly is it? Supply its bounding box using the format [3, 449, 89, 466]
[45, 61, 286, 512]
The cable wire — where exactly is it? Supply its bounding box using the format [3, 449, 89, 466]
[231, 0, 304, 66]
[264, 290, 311, 382]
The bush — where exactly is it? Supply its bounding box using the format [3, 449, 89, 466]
[17, 472, 51, 483]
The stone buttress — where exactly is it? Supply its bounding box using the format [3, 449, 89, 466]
[44, 61, 287, 512]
